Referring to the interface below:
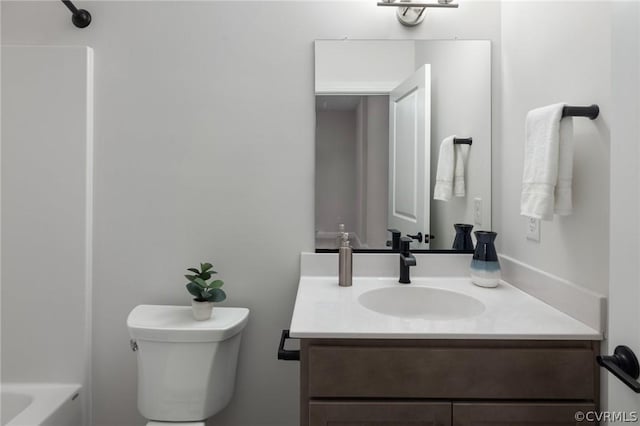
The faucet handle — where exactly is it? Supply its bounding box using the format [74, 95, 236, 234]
[387, 229, 401, 250]
[400, 236, 413, 254]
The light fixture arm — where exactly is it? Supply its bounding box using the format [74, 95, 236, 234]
[377, 1, 458, 27]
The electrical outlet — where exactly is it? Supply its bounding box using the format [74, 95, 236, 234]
[526, 217, 541, 242]
[473, 198, 482, 225]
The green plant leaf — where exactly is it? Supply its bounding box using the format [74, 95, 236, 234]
[186, 282, 203, 298]
[210, 288, 226, 303]
[198, 288, 215, 302]
[209, 279, 224, 289]
[184, 274, 197, 281]
[193, 277, 208, 288]
[201, 262, 213, 272]
[199, 272, 211, 281]
[187, 268, 200, 274]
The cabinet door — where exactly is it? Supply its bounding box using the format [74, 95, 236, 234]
[310, 401, 451, 426]
[453, 403, 597, 426]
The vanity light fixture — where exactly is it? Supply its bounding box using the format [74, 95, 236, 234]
[377, 0, 458, 27]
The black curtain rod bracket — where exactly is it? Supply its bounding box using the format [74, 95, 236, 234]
[562, 104, 599, 120]
[454, 137, 472, 145]
[61, 0, 91, 28]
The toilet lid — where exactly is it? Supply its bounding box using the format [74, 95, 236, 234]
[146, 422, 205, 426]
[128, 305, 249, 343]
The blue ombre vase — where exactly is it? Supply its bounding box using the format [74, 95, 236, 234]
[470, 231, 501, 288]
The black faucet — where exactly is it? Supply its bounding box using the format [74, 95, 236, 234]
[399, 237, 416, 284]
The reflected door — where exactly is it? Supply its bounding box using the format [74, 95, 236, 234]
[388, 65, 431, 249]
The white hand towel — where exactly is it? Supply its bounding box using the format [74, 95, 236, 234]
[554, 116, 574, 215]
[520, 103, 574, 220]
[453, 143, 466, 197]
[434, 135, 455, 201]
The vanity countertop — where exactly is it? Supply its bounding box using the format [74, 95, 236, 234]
[289, 254, 602, 340]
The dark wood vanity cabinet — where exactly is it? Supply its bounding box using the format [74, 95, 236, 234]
[300, 339, 600, 426]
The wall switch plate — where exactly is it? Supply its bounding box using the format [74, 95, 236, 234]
[473, 198, 482, 225]
[526, 217, 541, 242]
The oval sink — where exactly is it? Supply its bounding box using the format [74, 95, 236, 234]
[358, 286, 485, 320]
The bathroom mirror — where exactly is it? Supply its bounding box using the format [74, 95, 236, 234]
[315, 40, 491, 252]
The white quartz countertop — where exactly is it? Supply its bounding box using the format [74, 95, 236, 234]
[289, 275, 602, 340]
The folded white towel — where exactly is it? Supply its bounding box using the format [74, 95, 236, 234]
[434, 136, 454, 201]
[520, 103, 574, 220]
[555, 116, 574, 215]
[434, 135, 466, 201]
[454, 143, 466, 197]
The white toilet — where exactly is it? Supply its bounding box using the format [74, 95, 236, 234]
[127, 305, 249, 426]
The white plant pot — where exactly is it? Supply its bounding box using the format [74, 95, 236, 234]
[191, 300, 214, 321]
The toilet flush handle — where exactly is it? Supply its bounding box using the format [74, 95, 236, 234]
[130, 339, 138, 352]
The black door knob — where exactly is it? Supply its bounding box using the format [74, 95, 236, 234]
[407, 232, 423, 243]
[597, 345, 640, 393]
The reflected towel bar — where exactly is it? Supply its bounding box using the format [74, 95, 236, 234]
[61, 0, 91, 28]
[454, 137, 472, 145]
[562, 104, 599, 120]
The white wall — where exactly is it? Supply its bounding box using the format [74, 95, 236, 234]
[608, 0, 640, 414]
[315, 110, 357, 234]
[1, 46, 93, 422]
[497, 1, 610, 296]
[1, 2, 501, 425]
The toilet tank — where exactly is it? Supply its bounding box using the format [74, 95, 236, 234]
[127, 305, 249, 422]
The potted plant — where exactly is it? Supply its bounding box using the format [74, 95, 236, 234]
[184, 262, 226, 320]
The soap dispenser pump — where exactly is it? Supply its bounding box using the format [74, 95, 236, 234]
[338, 232, 352, 287]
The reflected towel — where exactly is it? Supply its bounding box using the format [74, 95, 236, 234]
[434, 135, 466, 201]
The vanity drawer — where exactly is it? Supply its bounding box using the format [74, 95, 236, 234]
[306, 341, 597, 400]
[452, 402, 597, 425]
[309, 401, 451, 426]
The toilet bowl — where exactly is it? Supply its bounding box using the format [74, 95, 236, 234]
[127, 305, 249, 425]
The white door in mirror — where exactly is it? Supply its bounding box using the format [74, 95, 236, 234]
[388, 64, 431, 249]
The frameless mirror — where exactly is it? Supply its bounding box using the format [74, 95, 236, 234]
[314, 40, 491, 252]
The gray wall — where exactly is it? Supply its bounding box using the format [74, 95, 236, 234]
[1, 1, 501, 425]
[364, 96, 390, 248]
[316, 110, 357, 234]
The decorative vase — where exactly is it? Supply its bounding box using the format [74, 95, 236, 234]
[470, 231, 501, 288]
[191, 299, 214, 321]
[452, 223, 474, 251]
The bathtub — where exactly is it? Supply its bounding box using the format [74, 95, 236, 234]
[1, 384, 82, 426]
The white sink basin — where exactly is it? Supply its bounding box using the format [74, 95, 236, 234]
[358, 286, 485, 320]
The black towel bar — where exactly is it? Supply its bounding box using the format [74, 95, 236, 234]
[277, 329, 300, 361]
[453, 137, 472, 145]
[562, 104, 599, 120]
